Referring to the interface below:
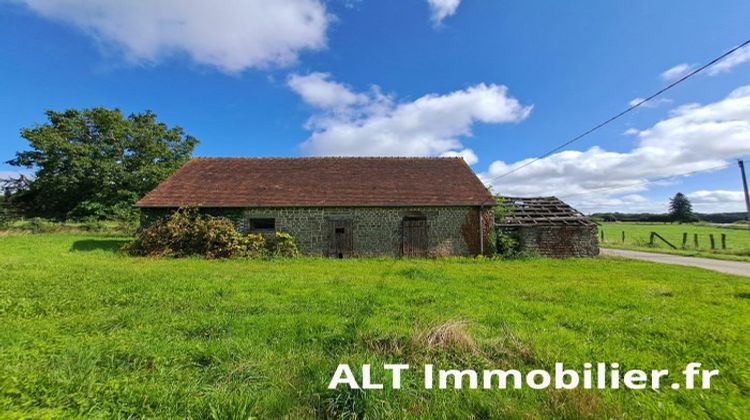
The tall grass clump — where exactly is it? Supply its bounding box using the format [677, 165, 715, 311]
[413, 320, 478, 355]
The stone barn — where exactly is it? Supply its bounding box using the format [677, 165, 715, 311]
[495, 196, 599, 257]
[135, 157, 496, 257]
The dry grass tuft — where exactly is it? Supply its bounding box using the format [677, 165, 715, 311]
[486, 327, 536, 364]
[413, 320, 478, 354]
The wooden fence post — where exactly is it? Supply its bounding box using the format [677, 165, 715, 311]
[622, 231, 625, 243]
[601, 230, 604, 242]
[649, 232, 655, 246]
[694, 233, 699, 249]
[709, 234, 715, 250]
[682, 233, 688, 249]
[721, 234, 726, 250]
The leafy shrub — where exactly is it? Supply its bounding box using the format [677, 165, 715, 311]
[126, 209, 301, 259]
[271, 231, 300, 258]
[245, 233, 267, 258]
[495, 229, 521, 258]
[126, 209, 247, 258]
[193, 216, 250, 259]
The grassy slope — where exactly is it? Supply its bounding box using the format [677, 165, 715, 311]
[600, 222, 750, 262]
[0, 234, 749, 418]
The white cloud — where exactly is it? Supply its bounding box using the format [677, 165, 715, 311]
[707, 44, 750, 76]
[660, 44, 750, 82]
[571, 190, 747, 214]
[481, 85, 750, 212]
[15, 0, 331, 73]
[660, 63, 696, 82]
[287, 73, 368, 109]
[628, 97, 672, 108]
[623, 128, 640, 136]
[440, 149, 478, 165]
[427, 0, 461, 24]
[687, 190, 747, 213]
[573, 194, 666, 214]
[290, 76, 532, 160]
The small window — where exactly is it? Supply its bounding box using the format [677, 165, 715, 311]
[249, 218, 275, 232]
[335, 227, 345, 234]
[403, 211, 427, 222]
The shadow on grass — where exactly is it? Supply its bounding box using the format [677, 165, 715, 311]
[71, 239, 129, 253]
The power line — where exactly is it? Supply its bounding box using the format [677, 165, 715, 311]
[559, 163, 731, 200]
[493, 38, 750, 180]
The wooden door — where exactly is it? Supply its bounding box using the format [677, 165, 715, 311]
[328, 219, 353, 258]
[402, 219, 428, 257]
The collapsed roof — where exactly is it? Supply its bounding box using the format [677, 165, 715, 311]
[495, 196, 596, 227]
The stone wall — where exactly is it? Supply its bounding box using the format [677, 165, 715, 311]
[503, 225, 599, 257]
[140, 206, 490, 257]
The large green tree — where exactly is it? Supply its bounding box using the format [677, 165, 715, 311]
[7, 108, 198, 220]
[668, 192, 695, 223]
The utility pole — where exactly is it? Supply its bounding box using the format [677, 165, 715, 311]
[739, 160, 750, 229]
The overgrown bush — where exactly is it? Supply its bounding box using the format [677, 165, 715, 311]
[125, 208, 301, 259]
[125, 209, 246, 258]
[495, 229, 522, 258]
[245, 233, 267, 258]
[271, 231, 300, 258]
[193, 216, 250, 259]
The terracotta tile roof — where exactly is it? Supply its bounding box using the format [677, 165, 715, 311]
[135, 157, 495, 208]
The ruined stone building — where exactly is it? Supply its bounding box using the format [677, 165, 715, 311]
[496, 196, 599, 257]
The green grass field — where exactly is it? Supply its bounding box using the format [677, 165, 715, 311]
[1, 233, 749, 418]
[600, 222, 750, 262]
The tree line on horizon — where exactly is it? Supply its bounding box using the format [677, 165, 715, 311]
[591, 192, 746, 224]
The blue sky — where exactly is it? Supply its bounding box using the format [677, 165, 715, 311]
[1, 0, 749, 213]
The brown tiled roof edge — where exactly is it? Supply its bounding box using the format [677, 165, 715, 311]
[136, 157, 495, 208]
